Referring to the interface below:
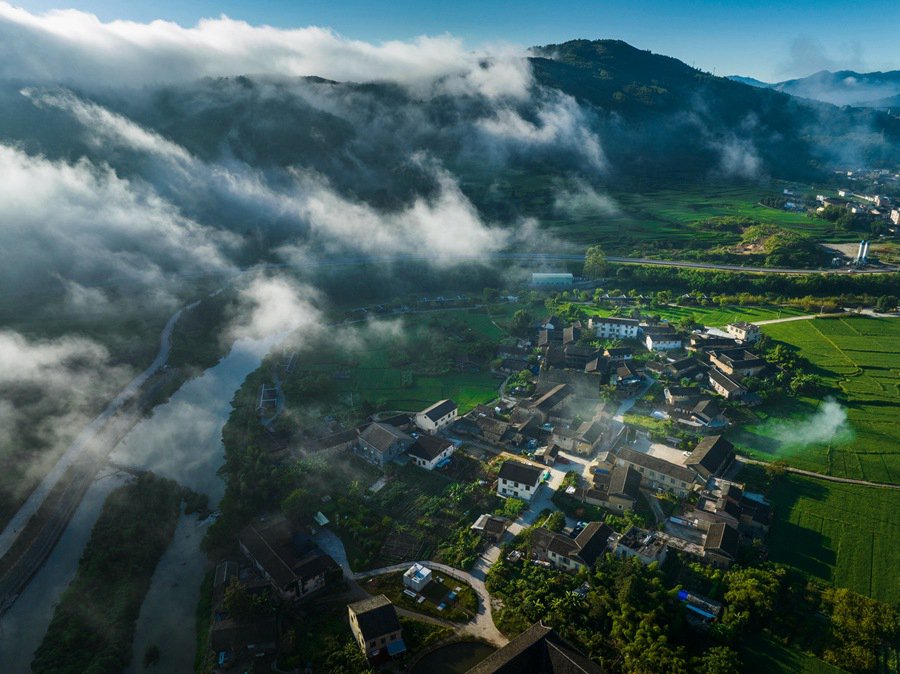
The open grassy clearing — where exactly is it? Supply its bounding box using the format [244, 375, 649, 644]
[767, 474, 900, 604]
[731, 316, 900, 482]
[740, 633, 847, 674]
[282, 307, 510, 419]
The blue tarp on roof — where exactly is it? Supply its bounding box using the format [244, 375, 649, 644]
[387, 639, 407, 656]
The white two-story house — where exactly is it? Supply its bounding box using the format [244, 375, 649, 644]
[497, 460, 543, 501]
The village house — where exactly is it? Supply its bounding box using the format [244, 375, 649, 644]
[686, 435, 735, 481]
[356, 422, 415, 468]
[702, 522, 740, 568]
[549, 417, 606, 456]
[531, 522, 615, 572]
[407, 434, 455, 470]
[613, 526, 668, 565]
[688, 333, 741, 353]
[664, 386, 701, 409]
[708, 367, 757, 404]
[415, 399, 458, 434]
[348, 594, 406, 659]
[578, 464, 642, 512]
[688, 399, 729, 430]
[466, 623, 605, 674]
[603, 346, 633, 361]
[497, 460, 544, 500]
[725, 321, 761, 343]
[708, 349, 767, 377]
[564, 343, 600, 369]
[588, 316, 640, 340]
[238, 517, 341, 601]
[659, 355, 702, 380]
[688, 479, 772, 538]
[475, 415, 515, 445]
[524, 383, 572, 423]
[209, 561, 278, 670]
[615, 447, 701, 497]
[644, 326, 682, 351]
[470, 514, 511, 542]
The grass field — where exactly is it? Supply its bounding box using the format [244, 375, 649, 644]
[767, 474, 900, 603]
[740, 634, 847, 674]
[553, 300, 807, 328]
[731, 316, 900, 482]
[288, 307, 508, 417]
[459, 169, 857, 251]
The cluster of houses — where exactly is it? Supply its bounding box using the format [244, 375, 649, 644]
[209, 515, 343, 670]
[310, 398, 460, 472]
[486, 430, 762, 572]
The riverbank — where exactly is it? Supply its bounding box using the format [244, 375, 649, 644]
[31, 474, 185, 673]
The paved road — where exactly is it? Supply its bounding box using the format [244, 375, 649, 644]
[0, 302, 196, 560]
[313, 529, 507, 646]
[353, 561, 507, 646]
[0, 302, 201, 617]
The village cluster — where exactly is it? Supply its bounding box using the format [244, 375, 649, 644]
[203, 294, 791, 672]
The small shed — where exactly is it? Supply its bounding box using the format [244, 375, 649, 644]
[402, 563, 432, 592]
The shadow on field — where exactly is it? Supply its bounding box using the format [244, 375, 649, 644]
[767, 477, 836, 580]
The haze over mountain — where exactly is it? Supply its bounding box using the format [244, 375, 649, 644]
[728, 69, 900, 108]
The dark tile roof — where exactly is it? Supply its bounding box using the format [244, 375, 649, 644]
[239, 517, 338, 592]
[359, 422, 413, 454]
[608, 464, 641, 500]
[420, 399, 458, 422]
[529, 384, 570, 412]
[704, 522, 740, 558]
[408, 434, 454, 461]
[349, 594, 401, 641]
[708, 367, 745, 393]
[688, 435, 735, 477]
[498, 460, 543, 486]
[616, 447, 698, 484]
[466, 623, 605, 673]
[573, 522, 614, 566]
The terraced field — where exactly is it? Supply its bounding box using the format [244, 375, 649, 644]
[734, 316, 900, 482]
[767, 475, 900, 603]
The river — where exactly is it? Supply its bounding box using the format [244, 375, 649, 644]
[0, 334, 281, 673]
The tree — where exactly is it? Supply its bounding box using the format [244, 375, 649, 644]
[583, 245, 607, 279]
[694, 646, 741, 674]
[483, 287, 501, 304]
[875, 294, 898, 312]
[282, 487, 316, 524]
[511, 309, 534, 337]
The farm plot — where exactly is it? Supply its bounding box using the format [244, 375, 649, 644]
[767, 475, 900, 603]
[736, 316, 900, 482]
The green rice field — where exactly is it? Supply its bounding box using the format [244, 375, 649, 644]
[732, 316, 900, 482]
[767, 475, 900, 603]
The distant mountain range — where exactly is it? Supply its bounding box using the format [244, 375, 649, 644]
[728, 69, 900, 108]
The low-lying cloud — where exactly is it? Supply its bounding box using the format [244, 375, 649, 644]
[0, 3, 532, 99]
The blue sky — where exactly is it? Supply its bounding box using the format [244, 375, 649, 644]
[11, 0, 900, 81]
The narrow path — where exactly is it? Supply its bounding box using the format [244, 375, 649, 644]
[740, 457, 900, 489]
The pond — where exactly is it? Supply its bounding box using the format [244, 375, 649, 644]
[411, 641, 495, 674]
